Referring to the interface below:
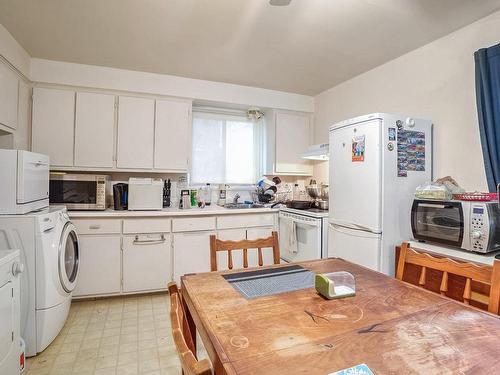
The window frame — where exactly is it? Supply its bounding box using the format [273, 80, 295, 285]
[190, 109, 263, 186]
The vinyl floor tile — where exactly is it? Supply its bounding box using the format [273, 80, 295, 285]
[27, 294, 184, 375]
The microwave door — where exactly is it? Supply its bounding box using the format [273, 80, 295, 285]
[411, 201, 464, 247]
[49, 180, 97, 206]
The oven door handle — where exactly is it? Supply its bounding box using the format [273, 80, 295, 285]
[418, 203, 454, 209]
[288, 219, 318, 227]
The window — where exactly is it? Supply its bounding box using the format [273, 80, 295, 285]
[191, 111, 262, 184]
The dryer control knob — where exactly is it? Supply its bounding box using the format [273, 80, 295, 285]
[471, 231, 482, 240]
[12, 262, 24, 277]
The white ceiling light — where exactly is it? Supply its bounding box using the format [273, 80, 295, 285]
[269, 0, 292, 6]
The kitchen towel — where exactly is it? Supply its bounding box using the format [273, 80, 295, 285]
[282, 216, 298, 254]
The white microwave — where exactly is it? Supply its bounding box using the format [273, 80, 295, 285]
[49, 173, 109, 210]
[411, 199, 500, 253]
[0, 149, 50, 214]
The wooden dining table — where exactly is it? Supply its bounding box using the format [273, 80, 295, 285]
[180, 258, 500, 375]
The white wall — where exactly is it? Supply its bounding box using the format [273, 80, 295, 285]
[30, 58, 314, 113]
[0, 24, 32, 150]
[313, 10, 500, 191]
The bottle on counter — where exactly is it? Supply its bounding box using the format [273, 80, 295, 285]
[190, 189, 197, 207]
[201, 183, 212, 206]
[293, 183, 300, 201]
[218, 184, 227, 206]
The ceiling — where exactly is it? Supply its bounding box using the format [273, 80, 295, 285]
[1, 0, 500, 95]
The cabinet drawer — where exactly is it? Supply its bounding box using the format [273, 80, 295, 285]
[123, 218, 171, 234]
[217, 213, 276, 230]
[72, 218, 121, 235]
[172, 216, 216, 232]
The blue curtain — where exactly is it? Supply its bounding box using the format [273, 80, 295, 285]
[475, 43, 500, 192]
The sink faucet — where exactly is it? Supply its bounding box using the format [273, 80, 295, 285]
[233, 193, 241, 204]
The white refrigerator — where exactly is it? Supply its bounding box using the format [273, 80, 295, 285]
[328, 113, 432, 275]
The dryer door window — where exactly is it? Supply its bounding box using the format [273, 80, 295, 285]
[59, 223, 79, 293]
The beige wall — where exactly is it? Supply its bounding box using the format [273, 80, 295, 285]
[313, 10, 500, 191]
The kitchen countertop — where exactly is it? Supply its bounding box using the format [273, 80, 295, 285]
[408, 240, 500, 266]
[67, 205, 279, 218]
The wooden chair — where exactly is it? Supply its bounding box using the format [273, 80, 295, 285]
[396, 242, 500, 314]
[168, 282, 212, 375]
[210, 231, 280, 272]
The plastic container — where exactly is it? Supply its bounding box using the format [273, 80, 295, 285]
[414, 182, 452, 200]
[315, 271, 356, 300]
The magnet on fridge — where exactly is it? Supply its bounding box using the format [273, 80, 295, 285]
[387, 143, 394, 151]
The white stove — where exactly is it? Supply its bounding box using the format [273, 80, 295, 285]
[278, 207, 328, 262]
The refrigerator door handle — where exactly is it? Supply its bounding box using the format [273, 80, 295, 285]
[330, 221, 381, 234]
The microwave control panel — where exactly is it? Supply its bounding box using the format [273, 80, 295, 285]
[470, 204, 488, 251]
[95, 177, 107, 209]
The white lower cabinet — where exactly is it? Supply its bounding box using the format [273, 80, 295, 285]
[73, 235, 121, 297]
[173, 231, 215, 284]
[122, 234, 172, 293]
[71, 213, 278, 296]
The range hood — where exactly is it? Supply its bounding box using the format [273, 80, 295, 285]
[302, 143, 329, 160]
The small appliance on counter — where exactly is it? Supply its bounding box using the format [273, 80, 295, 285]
[180, 189, 191, 209]
[113, 183, 128, 210]
[411, 199, 500, 253]
[128, 178, 163, 210]
[0, 149, 49, 214]
[49, 173, 109, 210]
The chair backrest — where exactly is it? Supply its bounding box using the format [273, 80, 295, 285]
[168, 282, 212, 375]
[210, 231, 281, 272]
[396, 242, 500, 314]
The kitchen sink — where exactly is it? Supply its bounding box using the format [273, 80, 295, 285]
[224, 203, 263, 209]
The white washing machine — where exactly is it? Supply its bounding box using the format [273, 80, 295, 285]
[0, 206, 79, 357]
[0, 249, 22, 375]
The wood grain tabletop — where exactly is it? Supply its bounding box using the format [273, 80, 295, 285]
[180, 258, 500, 375]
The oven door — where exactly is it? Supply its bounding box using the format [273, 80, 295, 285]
[49, 175, 99, 210]
[411, 200, 464, 247]
[279, 212, 321, 262]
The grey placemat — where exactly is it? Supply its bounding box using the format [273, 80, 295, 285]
[223, 265, 315, 299]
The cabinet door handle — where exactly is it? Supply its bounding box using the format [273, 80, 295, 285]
[133, 234, 166, 245]
[89, 225, 101, 230]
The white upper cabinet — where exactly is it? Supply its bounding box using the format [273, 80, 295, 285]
[274, 111, 313, 175]
[75, 92, 115, 168]
[154, 99, 191, 171]
[117, 96, 155, 169]
[32, 88, 75, 167]
[0, 63, 19, 130]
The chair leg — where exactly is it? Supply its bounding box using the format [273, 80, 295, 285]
[181, 292, 197, 356]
